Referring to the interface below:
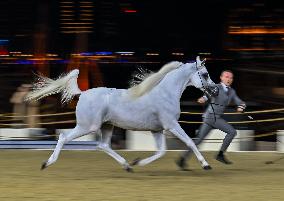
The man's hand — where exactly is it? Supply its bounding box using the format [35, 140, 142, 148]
[237, 103, 246, 113]
[237, 108, 244, 113]
[197, 97, 206, 104]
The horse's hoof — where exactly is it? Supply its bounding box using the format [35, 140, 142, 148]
[265, 161, 273, 164]
[131, 158, 141, 166]
[124, 166, 133, 173]
[203, 165, 212, 170]
[41, 161, 48, 170]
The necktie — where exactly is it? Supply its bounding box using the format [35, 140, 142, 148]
[226, 87, 230, 95]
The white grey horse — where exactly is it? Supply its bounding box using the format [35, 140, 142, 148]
[26, 56, 214, 171]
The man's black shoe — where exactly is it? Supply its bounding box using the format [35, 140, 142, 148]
[176, 157, 190, 171]
[216, 152, 233, 164]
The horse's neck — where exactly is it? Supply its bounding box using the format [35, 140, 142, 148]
[156, 66, 193, 101]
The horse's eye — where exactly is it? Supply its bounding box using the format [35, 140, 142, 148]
[202, 73, 209, 79]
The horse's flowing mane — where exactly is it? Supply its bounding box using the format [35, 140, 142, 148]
[128, 61, 182, 98]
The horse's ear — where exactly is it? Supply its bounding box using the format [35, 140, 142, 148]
[196, 56, 204, 68]
[201, 58, 206, 65]
[196, 56, 201, 63]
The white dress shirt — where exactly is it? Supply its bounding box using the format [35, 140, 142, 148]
[220, 82, 230, 92]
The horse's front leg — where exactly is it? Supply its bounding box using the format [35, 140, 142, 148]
[167, 121, 211, 170]
[131, 131, 166, 166]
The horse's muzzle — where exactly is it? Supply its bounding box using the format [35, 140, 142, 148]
[203, 86, 219, 97]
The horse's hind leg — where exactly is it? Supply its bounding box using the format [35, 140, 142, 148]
[131, 131, 166, 166]
[98, 124, 131, 171]
[42, 125, 96, 170]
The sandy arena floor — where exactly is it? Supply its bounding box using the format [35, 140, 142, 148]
[0, 150, 283, 201]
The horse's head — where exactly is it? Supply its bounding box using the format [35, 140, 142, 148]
[188, 56, 215, 94]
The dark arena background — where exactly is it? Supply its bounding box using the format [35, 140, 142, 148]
[0, 0, 283, 200]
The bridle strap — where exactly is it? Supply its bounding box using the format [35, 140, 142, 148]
[195, 62, 218, 122]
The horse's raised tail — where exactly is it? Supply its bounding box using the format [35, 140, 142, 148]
[25, 69, 82, 104]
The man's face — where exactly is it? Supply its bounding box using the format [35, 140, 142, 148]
[220, 71, 233, 86]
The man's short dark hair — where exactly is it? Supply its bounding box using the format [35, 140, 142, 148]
[221, 70, 233, 76]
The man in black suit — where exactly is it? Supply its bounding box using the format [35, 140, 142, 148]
[177, 70, 246, 170]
